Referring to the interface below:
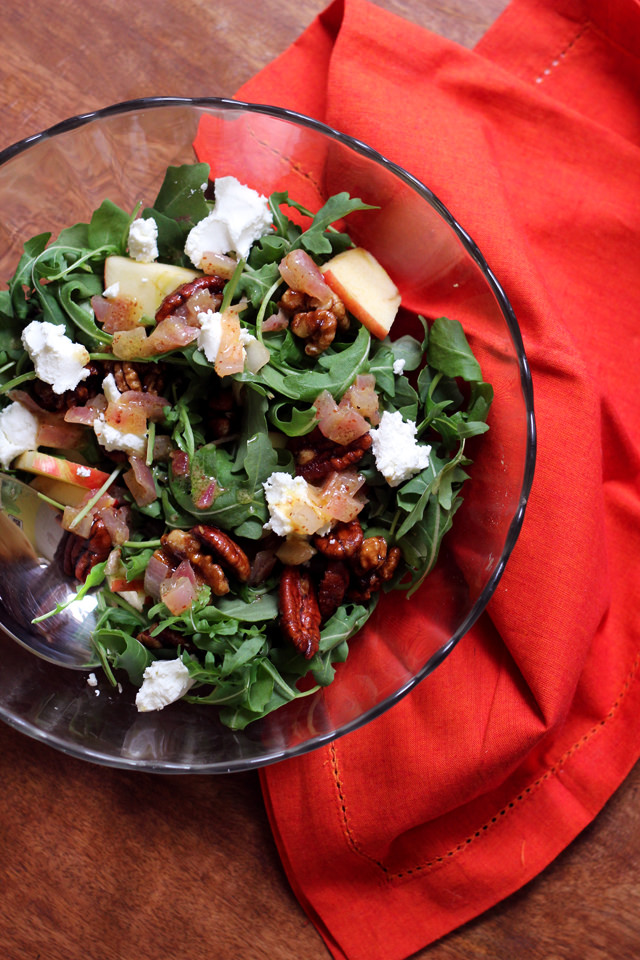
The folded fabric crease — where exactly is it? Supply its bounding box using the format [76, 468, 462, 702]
[216, 0, 640, 956]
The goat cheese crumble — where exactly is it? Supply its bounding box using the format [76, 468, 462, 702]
[185, 176, 271, 266]
[92, 372, 146, 456]
[102, 372, 121, 405]
[0, 401, 39, 469]
[135, 659, 195, 712]
[21, 320, 90, 394]
[196, 309, 223, 363]
[93, 414, 147, 458]
[196, 310, 259, 366]
[263, 472, 332, 537]
[369, 410, 431, 487]
[128, 217, 159, 263]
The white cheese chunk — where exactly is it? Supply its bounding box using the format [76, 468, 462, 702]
[196, 309, 224, 364]
[93, 413, 147, 458]
[239, 327, 256, 348]
[185, 175, 271, 267]
[128, 217, 159, 263]
[392, 357, 406, 375]
[135, 659, 195, 712]
[21, 320, 90, 394]
[369, 410, 431, 487]
[0, 401, 39, 469]
[103, 281, 120, 299]
[263, 472, 332, 538]
[102, 373, 121, 405]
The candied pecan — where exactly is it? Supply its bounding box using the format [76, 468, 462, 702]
[137, 625, 194, 652]
[279, 566, 322, 659]
[155, 275, 225, 323]
[102, 359, 166, 395]
[161, 529, 230, 596]
[348, 545, 403, 602]
[317, 560, 350, 620]
[278, 288, 306, 312]
[206, 388, 238, 440]
[31, 363, 102, 412]
[378, 545, 402, 581]
[354, 536, 388, 574]
[292, 431, 372, 483]
[61, 516, 112, 582]
[190, 525, 251, 582]
[290, 308, 338, 356]
[280, 285, 348, 356]
[314, 519, 364, 560]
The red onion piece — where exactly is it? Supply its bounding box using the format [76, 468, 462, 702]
[278, 249, 334, 305]
[123, 456, 157, 507]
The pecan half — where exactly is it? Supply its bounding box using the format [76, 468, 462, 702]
[353, 536, 388, 574]
[280, 288, 348, 356]
[317, 560, 350, 620]
[348, 545, 403, 602]
[61, 516, 112, 582]
[30, 363, 102, 412]
[137, 625, 194, 652]
[102, 359, 166, 395]
[314, 519, 364, 559]
[290, 307, 340, 356]
[291, 430, 372, 483]
[206, 387, 238, 440]
[279, 566, 321, 659]
[190, 525, 251, 582]
[161, 529, 230, 596]
[155, 275, 225, 323]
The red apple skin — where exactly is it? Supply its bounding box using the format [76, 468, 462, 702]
[321, 248, 401, 341]
[14, 451, 110, 489]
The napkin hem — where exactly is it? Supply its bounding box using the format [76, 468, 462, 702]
[262, 647, 640, 960]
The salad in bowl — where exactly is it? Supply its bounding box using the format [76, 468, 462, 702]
[0, 158, 492, 731]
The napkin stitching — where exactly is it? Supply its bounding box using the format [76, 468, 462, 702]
[246, 128, 325, 204]
[534, 22, 589, 85]
[330, 648, 640, 882]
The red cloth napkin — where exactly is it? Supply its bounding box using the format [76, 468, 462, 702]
[202, 1, 640, 957]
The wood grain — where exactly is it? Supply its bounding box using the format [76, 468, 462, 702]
[1, 2, 639, 959]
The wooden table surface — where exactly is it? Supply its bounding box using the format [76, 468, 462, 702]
[1, 1, 639, 958]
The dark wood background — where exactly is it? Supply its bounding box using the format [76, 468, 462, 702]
[0, 1, 638, 958]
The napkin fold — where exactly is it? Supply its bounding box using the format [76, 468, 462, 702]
[215, 1, 640, 957]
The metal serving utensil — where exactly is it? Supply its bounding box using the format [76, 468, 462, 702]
[0, 473, 99, 668]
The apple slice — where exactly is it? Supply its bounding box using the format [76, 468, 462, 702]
[104, 256, 201, 318]
[29, 475, 90, 507]
[14, 451, 110, 490]
[321, 247, 401, 340]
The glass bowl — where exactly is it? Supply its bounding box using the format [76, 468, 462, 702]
[0, 97, 535, 772]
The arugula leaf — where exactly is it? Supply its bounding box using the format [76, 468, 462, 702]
[88, 199, 131, 252]
[277, 324, 371, 401]
[150, 162, 211, 229]
[92, 628, 154, 685]
[391, 334, 424, 372]
[9, 233, 51, 318]
[58, 274, 113, 345]
[293, 192, 377, 257]
[143, 208, 190, 265]
[427, 316, 483, 381]
[267, 400, 318, 437]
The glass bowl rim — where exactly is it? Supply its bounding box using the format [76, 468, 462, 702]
[0, 96, 536, 773]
